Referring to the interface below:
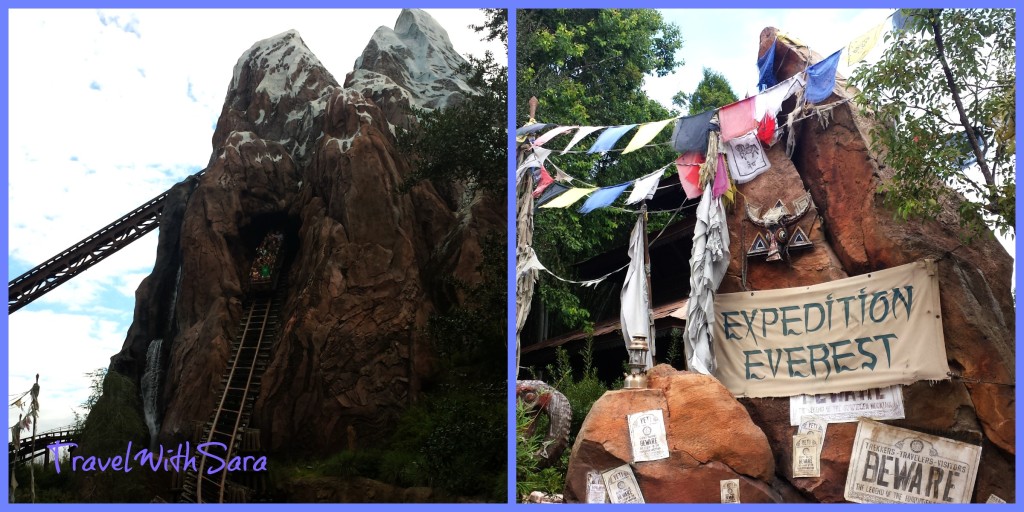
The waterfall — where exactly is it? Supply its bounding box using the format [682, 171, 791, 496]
[141, 338, 163, 451]
[166, 265, 182, 332]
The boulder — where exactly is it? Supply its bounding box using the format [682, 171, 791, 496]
[564, 365, 780, 503]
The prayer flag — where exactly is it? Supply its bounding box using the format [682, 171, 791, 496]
[719, 97, 757, 142]
[533, 125, 577, 147]
[670, 110, 716, 154]
[516, 123, 553, 137]
[754, 74, 805, 120]
[757, 38, 778, 91]
[725, 130, 772, 184]
[675, 152, 705, 199]
[588, 125, 638, 153]
[578, 182, 630, 214]
[625, 169, 664, 204]
[562, 126, 605, 154]
[532, 167, 554, 198]
[540, 186, 597, 209]
[846, 22, 885, 66]
[806, 49, 843, 103]
[712, 154, 729, 198]
[621, 216, 655, 368]
[622, 118, 675, 154]
[536, 182, 571, 207]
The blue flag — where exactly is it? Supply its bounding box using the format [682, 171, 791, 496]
[757, 38, 778, 92]
[587, 124, 638, 153]
[578, 182, 630, 214]
[805, 49, 843, 103]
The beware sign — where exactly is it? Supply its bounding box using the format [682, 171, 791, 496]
[844, 419, 981, 504]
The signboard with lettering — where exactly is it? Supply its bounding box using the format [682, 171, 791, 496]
[844, 419, 982, 504]
[627, 409, 669, 462]
[713, 260, 948, 397]
[789, 385, 905, 425]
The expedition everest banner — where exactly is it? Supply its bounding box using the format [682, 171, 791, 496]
[713, 260, 948, 397]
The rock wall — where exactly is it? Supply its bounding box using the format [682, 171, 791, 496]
[715, 28, 1014, 502]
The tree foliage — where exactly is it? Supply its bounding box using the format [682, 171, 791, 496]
[850, 8, 1015, 237]
[673, 67, 739, 114]
[398, 51, 507, 196]
[517, 9, 683, 332]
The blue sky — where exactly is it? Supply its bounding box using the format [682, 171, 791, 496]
[6, 8, 503, 436]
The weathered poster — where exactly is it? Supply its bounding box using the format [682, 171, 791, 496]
[601, 464, 645, 504]
[627, 409, 669, 462]
[586, 470, 607, 503]
[798, 415, 827, 457]
[986, 494, 1007, 504]
[714, 260, 948, 397]
[789, 385, 905, 425]
[720, 479, 740, 503]
[844, 419, 982, 504]
[793, 433, 821, 478]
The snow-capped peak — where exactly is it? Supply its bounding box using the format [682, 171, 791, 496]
[347, 9, 476, 113]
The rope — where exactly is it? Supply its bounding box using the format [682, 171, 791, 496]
[947, 371, 1015, 387]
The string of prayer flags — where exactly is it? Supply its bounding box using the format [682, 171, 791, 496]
[532, 167, 555, 198]
[805, 49, 843, 103]
[540, 186, 596, 209]
[624, 169, 664, 204]
[719, 96, 757, 142]
[588, 124, 638, 153]
[757, 38, 778, 91]
[562, 126, 605, 154]
[725, 131, 772, 184]
[671, 110, 717, 154]
[579, 182, 631, 214]
[536, 182, 571, 207]
[846, 21, 886, 66]
[532, 125, 577, 148]
[517, 247, 617, 287]
[622, 118, 675, 154]
[675, 152, 705, 199]
[891, 8, 912, 32]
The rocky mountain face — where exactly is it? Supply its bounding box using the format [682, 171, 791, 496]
[723, 28, 1015, 503]
[107, 9, 503, 454]
[562, 28, 1013, 504]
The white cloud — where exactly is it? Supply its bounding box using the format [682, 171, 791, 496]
[7, 8, 504, 436]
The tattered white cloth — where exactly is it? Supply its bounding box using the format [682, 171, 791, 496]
[754, 74, 806, 120]
[684, 185, 730, 374]
[624, 169, 664, 205]
[725, 130, 772, 184]
[621, 215, 655, 368]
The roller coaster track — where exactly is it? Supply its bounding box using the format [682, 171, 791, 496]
[8, 171, 203, 314]
[180, 286, 281, 503]
[8, 424, 80, 466]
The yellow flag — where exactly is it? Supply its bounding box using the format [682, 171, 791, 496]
[539, 187, 597, 209]
[621, 118, 674, 154]
[846, 22, 885, 66]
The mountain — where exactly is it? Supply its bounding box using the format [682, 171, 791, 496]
[102, 9, 502, 461]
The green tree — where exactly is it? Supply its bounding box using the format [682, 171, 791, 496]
[517, 9, 684, 331]
[850, 8, 1015, 237]
[672, 67, 739, 114]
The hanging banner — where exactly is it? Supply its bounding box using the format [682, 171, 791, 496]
[789, 385, 905, 425]
[713, 260, 948, 398]
[844, 419, 982, 504]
